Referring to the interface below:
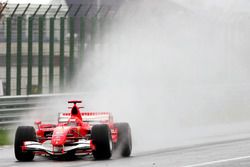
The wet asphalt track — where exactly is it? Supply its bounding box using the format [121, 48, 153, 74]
[2, 137, 250, 167]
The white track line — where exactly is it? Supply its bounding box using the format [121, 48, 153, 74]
[183, 155, 250, 167]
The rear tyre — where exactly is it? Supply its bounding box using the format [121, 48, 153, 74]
[114, 122, 132, 157]
[91, 124, 112, 160]
[14, 126, 36, 161]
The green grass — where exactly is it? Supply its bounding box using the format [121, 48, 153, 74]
[0, 129, 11, 145]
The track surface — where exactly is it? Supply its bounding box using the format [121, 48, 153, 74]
[1, 138, 250, 167]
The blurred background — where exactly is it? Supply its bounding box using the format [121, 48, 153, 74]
[1, 0, 250, 153]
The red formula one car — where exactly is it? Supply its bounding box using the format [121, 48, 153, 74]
[14, 100, 132, 161]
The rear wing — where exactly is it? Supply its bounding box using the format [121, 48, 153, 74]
[58, 112, 113, 123]
[68, 100, 82, 104]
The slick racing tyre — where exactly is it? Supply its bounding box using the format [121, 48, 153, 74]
[114, 122, 132, 157]
[91, 124, 112, 160]
[14, 126, 36, 161]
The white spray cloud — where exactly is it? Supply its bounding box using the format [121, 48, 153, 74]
[26, 0, 250, 153]
[71, 0, 250, 152]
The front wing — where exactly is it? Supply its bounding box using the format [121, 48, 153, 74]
[22, 139, 92, 156]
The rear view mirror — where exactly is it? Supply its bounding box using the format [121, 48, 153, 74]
[34, 120, 41, 129]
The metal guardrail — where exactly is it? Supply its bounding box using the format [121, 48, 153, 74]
[1, 3, 118, 96]
[0, 93, 81, 127]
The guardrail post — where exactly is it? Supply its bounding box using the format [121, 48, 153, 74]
[69, 16, 74, 81]
[16, 16, 22, 95]
[60, 17, 65, 91]
[27, 17, 33, 95]
[5, 17, 11, 96]
[38, 16, 44, 94]
[79, 17, 85, 64]
[91, 16, 97, 50]
[49, 17, 54, 93]
[99, 17, 106, 51]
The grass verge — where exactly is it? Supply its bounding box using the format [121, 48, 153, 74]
[0, 129, 11, 145]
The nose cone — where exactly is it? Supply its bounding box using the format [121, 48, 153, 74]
[51, 126, 69, 146]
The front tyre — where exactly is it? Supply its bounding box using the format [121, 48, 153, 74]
[91, 124, 112, 160]
[14, 126, 36, 161]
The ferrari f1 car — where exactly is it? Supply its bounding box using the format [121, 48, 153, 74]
[14, 100, 132, 161]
